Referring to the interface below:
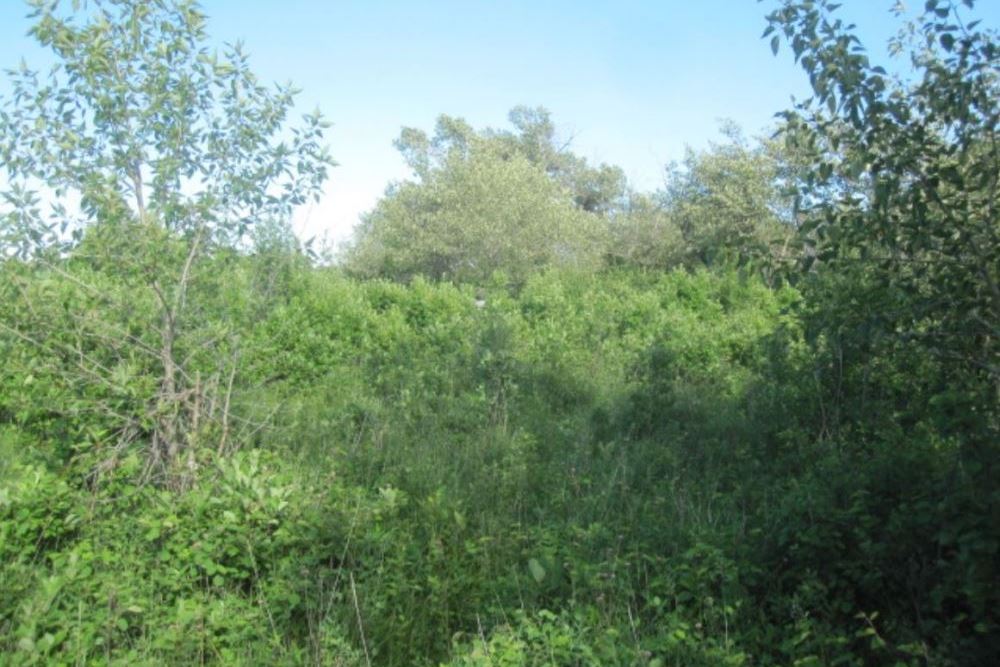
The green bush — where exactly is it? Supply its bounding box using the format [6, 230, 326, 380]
[0, 451, 366, 665]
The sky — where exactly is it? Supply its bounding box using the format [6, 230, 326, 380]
[1, 0, 998, 248]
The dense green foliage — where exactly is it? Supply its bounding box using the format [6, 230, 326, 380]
[2, 0, 998, 665]
[344, 110, 613, 286]
[0, 0, 331, 483]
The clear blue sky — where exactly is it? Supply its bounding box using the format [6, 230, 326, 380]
[1, 1, 997, 245]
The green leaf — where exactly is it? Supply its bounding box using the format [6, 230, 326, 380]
[527, 558, 546, 584]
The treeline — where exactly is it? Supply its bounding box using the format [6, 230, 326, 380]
[1, 1, 998, 666]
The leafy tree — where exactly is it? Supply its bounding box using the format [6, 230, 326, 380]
[765, 0, 998, 409]
[345, 111, 608, 285]
[607, 124, 796, 274]
[394, 107, 628, 215]
[0, 0, 331, 480]
[499, 106, 628, 214]
[762, 0, 1000, 661]
[659, 123, 796, 270]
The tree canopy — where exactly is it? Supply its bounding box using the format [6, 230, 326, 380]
[345, 109, 610, 285]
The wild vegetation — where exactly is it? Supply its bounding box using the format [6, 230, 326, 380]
[1, 0, 997, 665]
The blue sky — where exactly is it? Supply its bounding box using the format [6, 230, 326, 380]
[1, 1, 997, 246]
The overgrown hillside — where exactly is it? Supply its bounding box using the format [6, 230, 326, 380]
[1, 1, 997, 665]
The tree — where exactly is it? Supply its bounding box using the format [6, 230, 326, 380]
[394, 107, 628, 215]
[763, 1, 999, 660]
[0, 0, 332, 481]
[659, 123, 796, 270]
[499, 106, 628, 214]
[765, 0, 999, 415]
[345, 110, 608, 286]
[606, 124, 796, 273]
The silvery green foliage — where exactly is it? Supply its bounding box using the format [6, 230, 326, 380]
[0, 0, 332, 258]
[346, 109, 610, 286]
